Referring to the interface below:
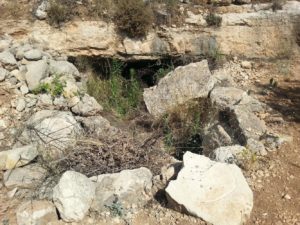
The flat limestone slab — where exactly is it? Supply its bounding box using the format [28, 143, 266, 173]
[166, 152, 253, 225]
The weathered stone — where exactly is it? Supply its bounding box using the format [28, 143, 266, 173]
[210, 87, 245, 110]
[246, 138, 267, 156]
[53, 171, 96, 222]
[202, 123, 233, 155]
[16, 98, 26, 112]
[0, 51, 17, 68]
[4, 163, 47, 189]
[166, 152, 253, 225]
[0, 67, 9, 81]
[21, 110, 81, 151]
[49, 60, 80, 78]
[20, 84, 29, 95]
[38, 94, 53, 106]
[212, 68, 235, 87]
[24, 49, 43, 61]
[90, 168, 153, 212]
[143, 61, 214, 117]
[16, 200, 58, 225]
[226, 106, 267, 144]
[212, 145, 246, 164]
[0, 145, 38, 170]
[25, 60, 49, 90]
[71, 94, 103, 116]
[76, 116, 119, 138]
[35, 0, 49, 20]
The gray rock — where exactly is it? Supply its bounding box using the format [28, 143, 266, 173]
[90, 167, 153, 213]
[24, 49, 43, 61]
[16, 44, 33, 60]
[16, 200, 58, 225]
[53, 171, 96, 222]
[210, 87, 245, 110]
[16, 98, 26, 112]
[0, 67, 9, 81]
[227, 106, 267, 144]
[0, 145, 38, 170]
[38, 94, 53, 106]
[0, 38, 12, 51]
[71, 94, 103, 116]
[53, 96, 67, 108]
[35, 0, 50, 20]
[202, 124, 233, 156]
[143, 60, 214, 117]
[166, 152, 253, 225]
[49, 60, 80, 78]
[77, 116, 119, 138]
[212, 68, 235, 87]
[246, 138, 267, 156]
[20, 84, 29, 95]
[0, 51, 17, 69]
[213, 145, 246, 164]
[21, 110, 81, 151]
[4, 163, 47, 189]
[25, 60, 49, 90]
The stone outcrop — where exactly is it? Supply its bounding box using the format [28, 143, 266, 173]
[0, 1, 299, 59]
[166, 151, 253, 225]
[143, 60, 214, 117]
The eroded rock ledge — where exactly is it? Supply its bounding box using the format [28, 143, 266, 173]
[0, 1, 299, 60]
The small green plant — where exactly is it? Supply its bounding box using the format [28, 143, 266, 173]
[154, 66, 173, 84]
[205, 13, 222, 27]
[105, 196, 125, 217]
[32, 75, 66, 97]
[114, 0, 154, 38]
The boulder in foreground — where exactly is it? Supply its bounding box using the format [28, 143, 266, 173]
[166, 152, 253, 225]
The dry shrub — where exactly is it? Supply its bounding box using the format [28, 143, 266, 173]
[114, 0, 154, 38]
[47, 0, 76, 26]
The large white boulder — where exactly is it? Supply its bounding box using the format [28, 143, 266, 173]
[52, 171, 96, 222]
[90, 167, 153, 212]
[71, 94, 103, 116]
[166, 152, 253, 225]
[49, 60, 80, 78]
[143, 60, 214, 117]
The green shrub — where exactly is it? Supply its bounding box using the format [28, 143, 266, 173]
[87, 60, 143, 116]
[205, 13, 222, 27]
[47, 0, 75, 26]
[114, 0, 154, 38]
[32, 75, 66, 97]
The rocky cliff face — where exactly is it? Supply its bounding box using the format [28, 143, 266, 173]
[0, 1, 299, 60]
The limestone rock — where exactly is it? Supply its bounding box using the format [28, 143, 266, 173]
[212, 145, 246, 164]
[16, 200, 58, 225]
[210, 87, 245, 110]
[202, 123, 233, 155]
[4, 163, 47, 189]
[143, 61, 214, 117]
[227, 106, 267, 144]
[0, 145, 38, 170]
[0, 67, 9, 81]
[49, 60, 80, 78]
[53, 171, 96, 222]
[90, 167, 153, 212]
[24, 49, 43, 61]
[77, 116, 119, 138]
[35, 0, 49, 20]
[71, 94, 103, 116]
[166, 152, 253, 225]
[25, 60, 49, 90]
[16, 98, 26, 112]
[0, 51, 17, 69]
[21, 110, 81, 150]
[246, 138, 267, 156]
